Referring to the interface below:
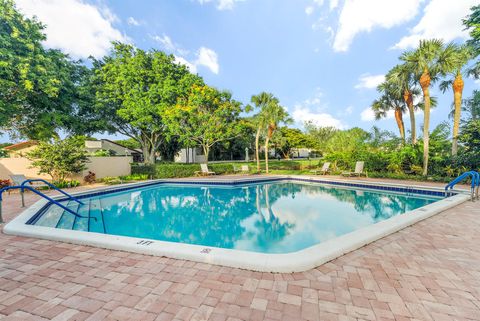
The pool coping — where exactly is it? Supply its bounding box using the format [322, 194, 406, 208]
[3, 176, 471, 273]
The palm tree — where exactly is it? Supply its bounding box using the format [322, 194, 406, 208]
[262, 102, 290, 174]
[386, 64, 419, 144]
[401, 39, 456, 175]
[250, 92, 276, 173]
[439, 44, 474, 155]
[372, 81, 406, 143]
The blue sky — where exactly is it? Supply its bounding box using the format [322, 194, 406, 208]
[7, 0, 480, 143]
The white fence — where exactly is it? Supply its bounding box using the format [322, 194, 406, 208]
[0, 156, 132, 181]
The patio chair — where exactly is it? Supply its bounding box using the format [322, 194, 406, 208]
[240, 165, 250, 174]
[310, 162, 331, 175]
[9, 174, 49, 193]
[341, 161, 367, 177]
[195, 164, 216, 176]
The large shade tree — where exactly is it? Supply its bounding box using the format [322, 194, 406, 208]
[439, 44, 474, 155]
[401, 39, 456, 175]
[0, 0, 84, 139]
[165, 84, 243, 164]
[93, 43, 203, 164]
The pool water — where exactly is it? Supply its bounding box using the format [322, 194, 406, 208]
[33, 181, 440, 253]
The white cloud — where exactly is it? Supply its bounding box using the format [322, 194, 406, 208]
[15, 0, 128, 59]
[174, 56, 197, 74]
[291, 88, 346, 129]
[361, 107, 395, 121]
[293, 107, 346, 129]
[305, 6, 314, 15]
[195, 47, 219, 74]
[127, 17, 140, 26]
[355, 74, 385, 89]
[333, 0, 422, 52]
[393, 0, 477, 49]
[196, 0, 244, 11]
[153, 34, 219, 74]
[329, 0, 339, 10]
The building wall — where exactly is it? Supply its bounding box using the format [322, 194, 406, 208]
[174, 148, 207, 163]
[0, 156, 132, 182]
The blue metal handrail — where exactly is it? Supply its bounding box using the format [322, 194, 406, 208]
[0, 185, 93, 223]
[445, 171, 480, 200]
[20, 179, 84, 205]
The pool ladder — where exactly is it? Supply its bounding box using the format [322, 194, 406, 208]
[0, 179, 88, 223]
[444, 171, 480, 201]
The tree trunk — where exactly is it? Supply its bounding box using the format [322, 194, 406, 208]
[202, 145, 210, 165]
[255, 127, 261, 173]
[404, 89, 416, 144]
[419, 70, 431, 176]
[452, 74, 464, 156]
[394, 107, 405, 143]
[264, 136, 270, 174]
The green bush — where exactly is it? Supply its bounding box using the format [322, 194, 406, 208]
[132, 163, 236, 179]
[53, 180, 80, 188]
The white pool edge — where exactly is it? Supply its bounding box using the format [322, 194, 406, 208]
[3, 177, 470, 273]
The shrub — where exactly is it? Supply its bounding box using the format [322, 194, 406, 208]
[0, 179, 11, 189]
[132, 163, 236, 179]
[53, 180, 80, 189]
[83, 171, 96, 184]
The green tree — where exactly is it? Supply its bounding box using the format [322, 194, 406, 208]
[26, 136, 89, 182]
[93, 43, 202, 164]
[439, 44, 475, 155]
[0, 0, 83, 139]
[401, 39, 456, 175]
[114, 138, 141, 150]
[271, 127, 308, 159]
[462, 90, 480, 121]
[165, 84, 243, 164]
[304, 122, 337, 153]
[463, 5, 480, 77]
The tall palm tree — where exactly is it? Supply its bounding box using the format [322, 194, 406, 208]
[262, 102, 290, 174]
[401, 39, 456, 175]
[372, 81, 406, 143]
[439, 44, 474, 155]
[386, 64, 419, 144]
[250, 92, 276, 173]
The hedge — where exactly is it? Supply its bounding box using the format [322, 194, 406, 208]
[132, 163, 236, 179]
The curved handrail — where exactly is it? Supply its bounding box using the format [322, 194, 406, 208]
[445, 171, 479, 199]
[20, 179, 84, 205]
[0, 185, 94, 223]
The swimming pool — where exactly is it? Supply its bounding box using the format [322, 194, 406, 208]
[4, 177, 469, 272]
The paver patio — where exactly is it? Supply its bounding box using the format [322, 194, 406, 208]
[1, 179, 479, 321]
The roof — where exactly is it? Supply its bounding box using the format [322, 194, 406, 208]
[98, 139, 142, 154]
[3, 141, 38, 151]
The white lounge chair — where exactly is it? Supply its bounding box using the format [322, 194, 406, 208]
[310, 162, 331, 175]
[341, 161, 367, 177]
[195, 164, 216, 176]
[240, 165, 249, 174]
[9, 174, 48, 189]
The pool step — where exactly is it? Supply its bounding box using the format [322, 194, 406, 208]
[88, 198, 105, 233]
[72, 201, 91, 232]
[34, 204, 66, 228]
[56, 201, 80, 230]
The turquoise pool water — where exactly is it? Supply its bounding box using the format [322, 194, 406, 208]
[33, 181, 441, 253]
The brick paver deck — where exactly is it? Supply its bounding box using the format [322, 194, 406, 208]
[1, 180, 479, 320]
